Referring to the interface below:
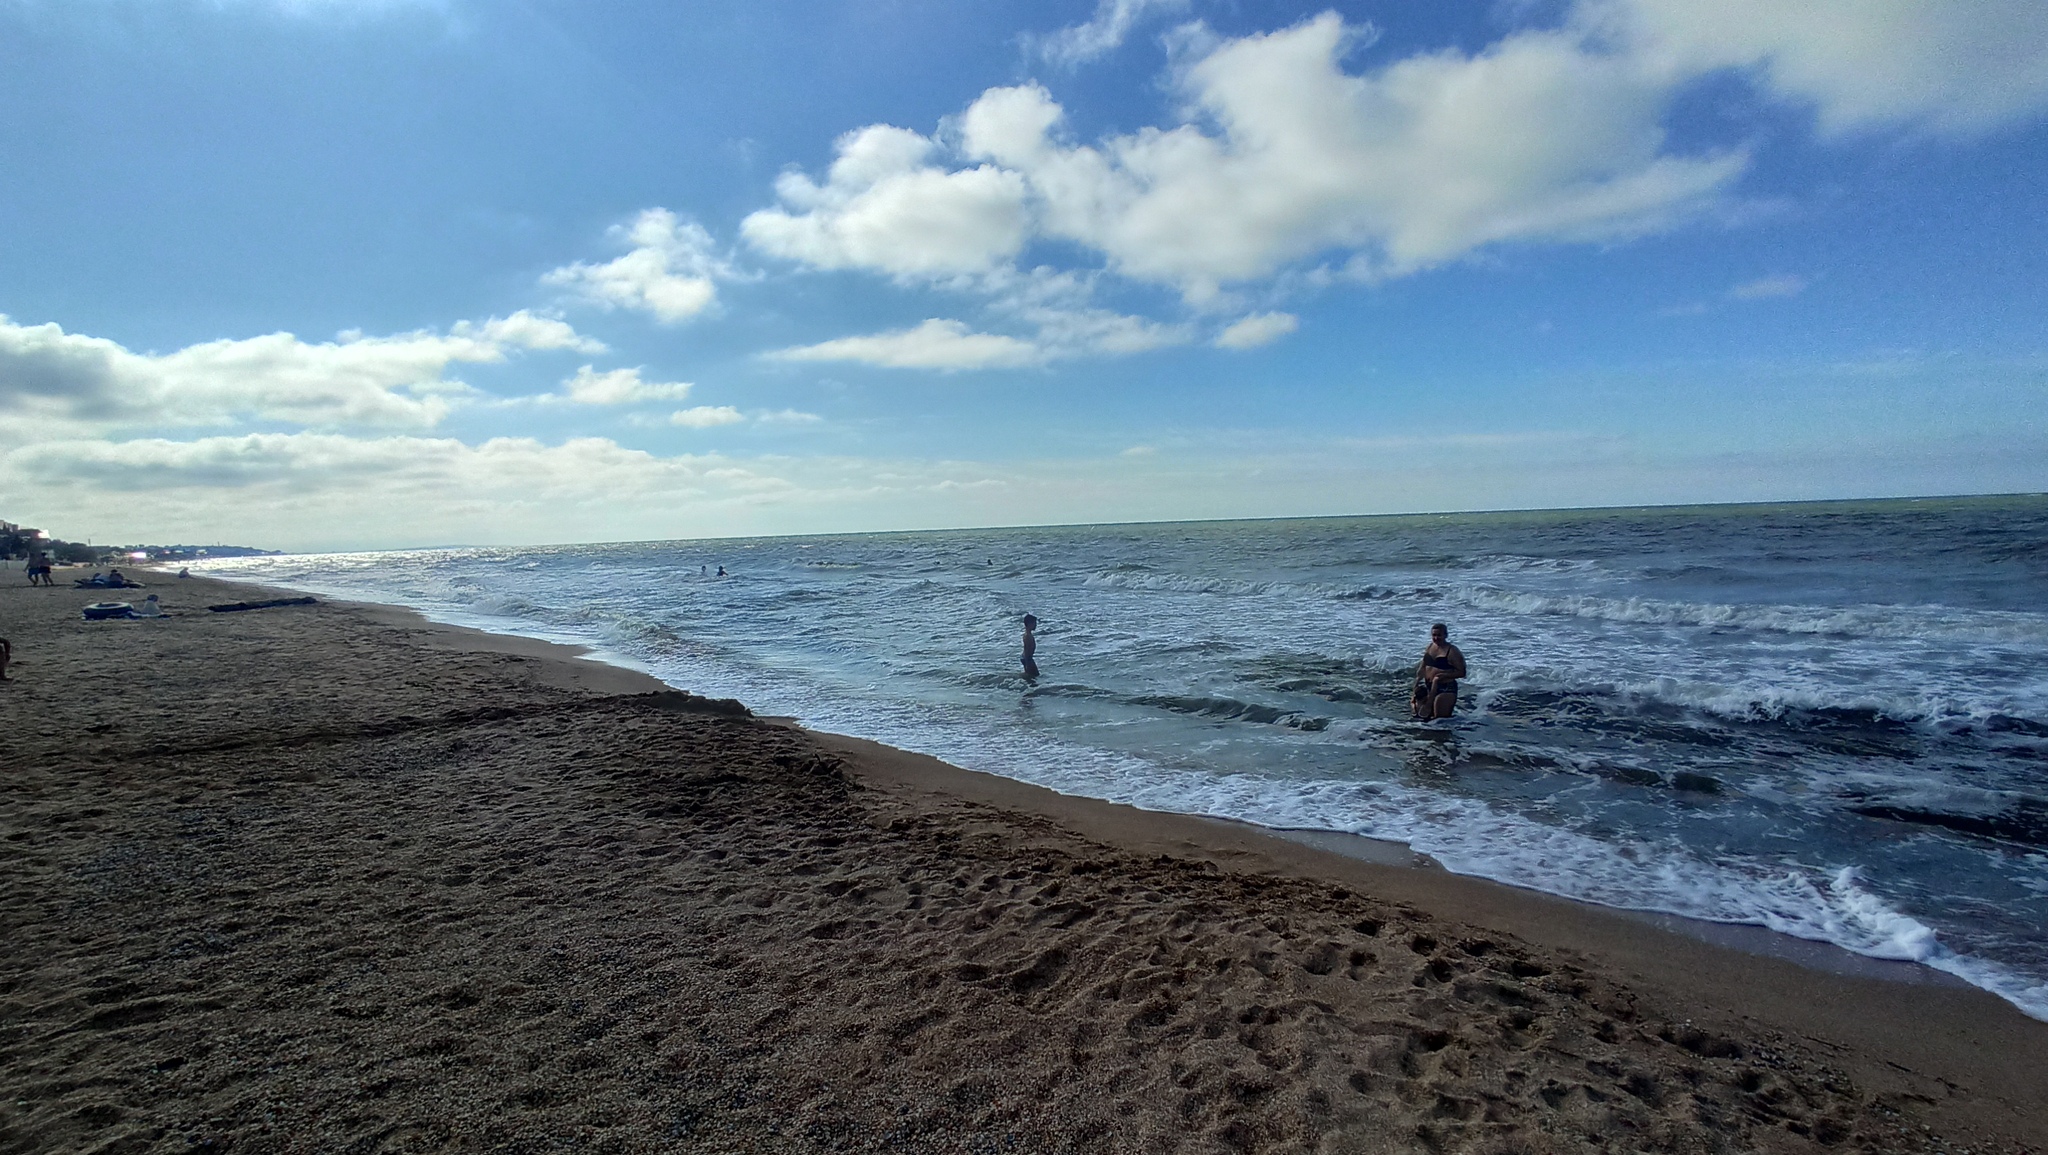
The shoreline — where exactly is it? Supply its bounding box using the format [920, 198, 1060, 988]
[167, 577, 2048, 1025]
[4, 569, 2043, 1152]
[180, 564, 2000, 999]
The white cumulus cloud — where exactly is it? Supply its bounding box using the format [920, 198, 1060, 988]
[767, 307, 1189, 372]
[559, 365, 695, 405]
[1014, 305, 1190, 358]
[1586, 0, 2048, 136]
[963, 17, 1743, 298]
[757, 408, 825, 425]
[2, 432, 798, 546]
[0, 431, 1068, 549]
[670, 405, 746, 428]
[0, 310, 596, 434]
[458, 311, 606, 354]
[544, 208, 732, 323]
[1032, 0, 1189, 68]
[1214, 312, 1299, 350]
[748, 3, 2048, 313]
[770, 319, 1041, 371]
[750, 13, 1743, 303]
[741, 126, 1031, 281]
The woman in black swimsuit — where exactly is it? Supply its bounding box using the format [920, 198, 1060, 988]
[1411, 623, 1467, 720]
[1020, 614, 1039, 680]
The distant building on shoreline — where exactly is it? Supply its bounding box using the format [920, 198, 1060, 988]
[112, 544, 281, 562]
[1, 516, 275, 565]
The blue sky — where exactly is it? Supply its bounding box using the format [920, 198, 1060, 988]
[2, 0, 2045, 550]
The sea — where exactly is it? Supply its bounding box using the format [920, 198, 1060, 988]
[197, 495, 2048, 1021]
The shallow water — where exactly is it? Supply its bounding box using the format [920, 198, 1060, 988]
[201, 495, 2048, 1019]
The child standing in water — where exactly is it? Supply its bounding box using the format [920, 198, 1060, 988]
[1020, 614, 1039, 680]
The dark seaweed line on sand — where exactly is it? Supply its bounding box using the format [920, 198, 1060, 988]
[75, 689, 752, 764]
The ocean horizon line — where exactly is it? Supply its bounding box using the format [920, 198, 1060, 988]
[206, 488, 2048, 559]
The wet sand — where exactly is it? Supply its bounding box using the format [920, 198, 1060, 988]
[1, 571, 2043, 1154]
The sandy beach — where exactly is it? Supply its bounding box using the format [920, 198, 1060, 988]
[1, 571, 2043, 1154]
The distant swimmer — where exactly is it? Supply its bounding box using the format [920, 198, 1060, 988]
[1410, 622, 1466, 720]
[1020, 614, 1039, 680]
[716, 565, 727, 577]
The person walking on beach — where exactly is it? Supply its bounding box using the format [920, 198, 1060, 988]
[1020, 614, 1039, 681]
[1410, 622, 1466, 720]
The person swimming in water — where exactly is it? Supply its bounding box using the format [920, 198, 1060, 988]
[1411, 622, 1466, 720]
[1020, 614, 1039, 680]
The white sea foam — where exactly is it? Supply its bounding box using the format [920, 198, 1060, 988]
[1086, 564, 2048, 648]
[1447, 585, 2048, 645]
[1084, 570, 1287, 597]
[1466, 554, 1606, 575]
[952, 750, 2048, 1021]
[1465, 665, 2048, 728]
